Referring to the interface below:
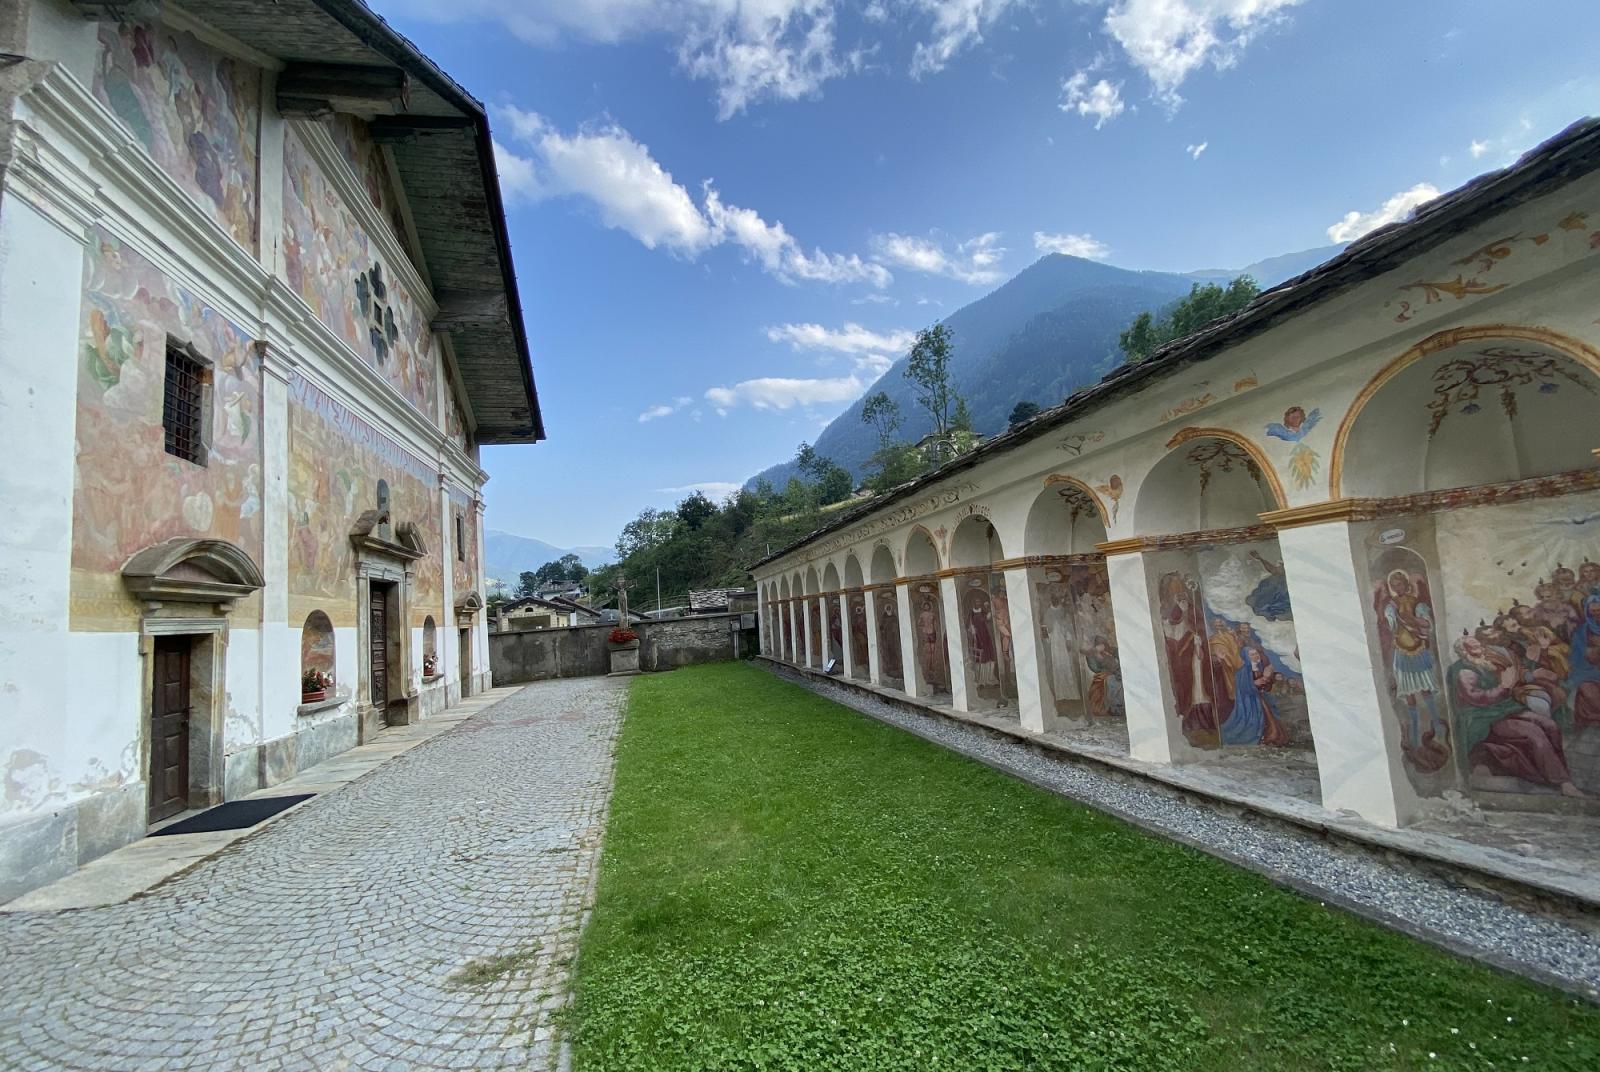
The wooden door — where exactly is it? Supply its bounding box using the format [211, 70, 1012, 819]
[149, 636, 190, 822]
[370, 587, 389, 709]
[458, 628, 472, 697]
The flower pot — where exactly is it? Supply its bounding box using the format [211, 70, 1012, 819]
[301, 689, 327, 703]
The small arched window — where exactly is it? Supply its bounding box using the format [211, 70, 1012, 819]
[301, 610, 335, 696]
[423, 615, 438, 678]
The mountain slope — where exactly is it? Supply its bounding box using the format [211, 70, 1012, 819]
[747, 245, 1346, 489]
[748, 255, 1193, 487]
[485, 530, 613, 588]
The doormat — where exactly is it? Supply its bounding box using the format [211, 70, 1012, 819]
[151, 794, 314, 836]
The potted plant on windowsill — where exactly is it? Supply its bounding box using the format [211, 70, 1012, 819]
[607, 626, 641, 676]
[301, 668, 333, 703]
[422, 652, 441, 682]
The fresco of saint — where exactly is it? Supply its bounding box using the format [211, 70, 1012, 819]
[1038, 582, 1079, 707]
[1375, 568, 1450, 772]
[1159, 572, 1218, 747]
[963, 582, 1001, 688]
[915, 586, 949, 692]
[1450, 635, 1584, 797]
[849, 594, 871, 678]
[1084, 636, 1124, 718]
[878, 589, 904, 682]
[1220, 646, 1292, 746]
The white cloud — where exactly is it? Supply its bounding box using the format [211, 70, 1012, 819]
[1099, 0, 1303, 108]
[1470, 138, 1490, 159]
[704, 374, 867, 414]
[851, 292, 896, 305]
[638, 396, 695, 423]
[765, 321, 916, 355]
[1325, 182, 1440, 243]
[909, 0, 1025, 78]
[704, 187, 892, 287]
[1033, 231, 1110, 259]
[658, 481, 744, 499]
[1060, 70, 1125, 128]
[493, 106, 715, 254]
[389, 1, 852, 119]
[853, 353, 895, 377]
[495, 106, 888, 287]
[871, 231, 1006, 285]
[1186, 140, 1208, 159]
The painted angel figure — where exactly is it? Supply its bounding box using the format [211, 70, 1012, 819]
[1266, 406, 1322, 441]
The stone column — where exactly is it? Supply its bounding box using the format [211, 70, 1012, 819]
[1004, 566, 1055, 734]
[1274, 516, 1416, 827]
[836, 593, 853, 676]
[756, 586, 769, 655]
[895, 581, 923, 698]
[1103, 547, 1183, 764]
[789, 599, 802, 664]
[941, 575, 973, 712]
[798, 598, 812, 667]
[256, 344, 296, 750]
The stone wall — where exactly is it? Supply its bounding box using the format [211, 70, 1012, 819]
[489, 613, 758, 684]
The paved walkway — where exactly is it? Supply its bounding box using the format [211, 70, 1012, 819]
[0, 676, 626, 1071]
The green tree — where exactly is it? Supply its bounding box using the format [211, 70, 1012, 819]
[557, 552, 589, 582]
[905, 323, 961, 440]
[1119, 275, 1260, 362]
[1008, 400, 1041, 428]
[860, 391, 902, 443]
[675, 492, 718, 531]
[795, 442, 853, 505]
[951, 396, 974, 434]
[862, 442, 932, 495]
[516, 571, 537, 598]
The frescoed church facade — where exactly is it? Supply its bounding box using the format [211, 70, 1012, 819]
[0, 1, 541, 899]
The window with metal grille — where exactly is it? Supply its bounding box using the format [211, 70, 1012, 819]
[163, 343, 207, 465]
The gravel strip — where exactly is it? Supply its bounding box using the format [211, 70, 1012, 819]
[770, 663, 1600, 1001]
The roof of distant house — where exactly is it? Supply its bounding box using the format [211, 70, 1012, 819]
[688, 588, 751, 611]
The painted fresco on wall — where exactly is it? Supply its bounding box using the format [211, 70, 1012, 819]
[287, 374, 443, 628]
[1037, 563, 1123, 721]
[282, 129, 438, 419]
[782, 603, 795, 661]
[1265, 406, 1323, 491]
[301, 611, 336, 676]
[329, 117, 420, 266]
[959, 574, 1018, 707]
[808, 601, 822, 664]
[827, 598, 844, 665]
[72, 229, 263, 629]
[445, 388, 471, 451]
[94, 19, 260, 250]
[913, 582, 950, 696]
[1366, 491, 1600, 805]
[877, 589, 904, 688]
[449, 485, 478, 602]
[1156, 540, 1310, 751]
[848, 593, 870, 680]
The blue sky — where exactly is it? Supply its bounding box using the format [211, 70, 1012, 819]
[378, 0, 1599, 551]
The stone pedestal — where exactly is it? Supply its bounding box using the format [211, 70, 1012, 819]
[608, 642, 641, 676]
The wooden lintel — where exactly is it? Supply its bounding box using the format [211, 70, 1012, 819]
[431, 289, 508, 331]
[276, 95, 337, 121]
[277, 63, 409, 116]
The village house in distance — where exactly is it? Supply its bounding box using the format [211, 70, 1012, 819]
[0, 0, 541, 898]
[752, 119, 1600, 882]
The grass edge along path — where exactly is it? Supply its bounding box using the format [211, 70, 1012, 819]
[566, 662, 1600, 1071]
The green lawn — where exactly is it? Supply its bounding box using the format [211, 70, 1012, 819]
[567, 662, 1600, 1071]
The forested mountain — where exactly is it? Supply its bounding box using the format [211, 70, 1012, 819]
[746, 244, 1342, 488]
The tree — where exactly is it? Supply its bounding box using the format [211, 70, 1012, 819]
[905, 323, 960, 439]
[516, 571, 537, 598]
[795, 442, 853, 505]
[951, 396, 974, 434]
[860, 391, 902, 443]
[1008, 400, 1041, 428]
[675, 492, 718, 531]
[616, 508, 676, 559]
[557, 552, 589, 582]
[862, 442, 932, 495]
[1119, 275, 1260, 362]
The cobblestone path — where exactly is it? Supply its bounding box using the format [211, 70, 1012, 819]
[0, 677, 626, 1071]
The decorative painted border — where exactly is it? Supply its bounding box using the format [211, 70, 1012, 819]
[1264, 466, 1600, 529]
[1040, 473, 1111, 526]
[1163, 425, 1288, 510]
